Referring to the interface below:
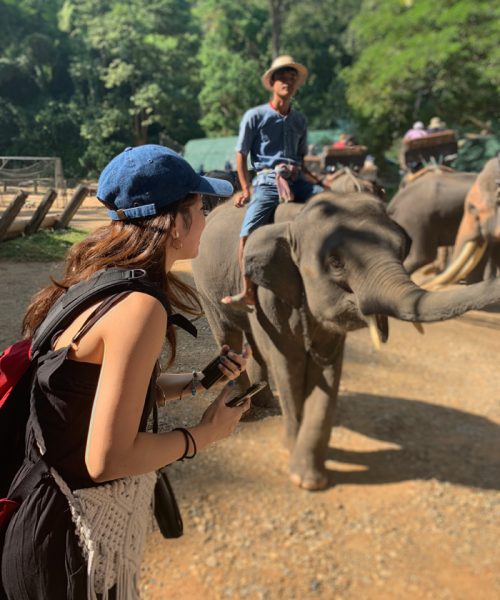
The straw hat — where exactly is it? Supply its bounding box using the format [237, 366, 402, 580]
[429, 116, 446, 129]
[261, 55, 308, 91]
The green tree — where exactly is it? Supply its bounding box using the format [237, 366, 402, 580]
[196, 0, 361, 137]
[195, 0, 270, 136]
[343, 0, 500, 152]
[62, 0, 203, 174]
[0, 0, 81, 169]
[281, 0, 361, 129]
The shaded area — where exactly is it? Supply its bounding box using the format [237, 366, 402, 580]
[327, 392, 500, 490]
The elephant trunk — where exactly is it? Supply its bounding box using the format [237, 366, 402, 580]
[357, 260, 500, 322]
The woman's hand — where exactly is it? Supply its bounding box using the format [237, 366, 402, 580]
[199, 383, 250, 441]
[217, 343, 252, 382]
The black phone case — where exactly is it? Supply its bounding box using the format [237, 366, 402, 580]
[200, 356, 224, 389]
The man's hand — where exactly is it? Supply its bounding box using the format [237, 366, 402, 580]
[234, 189, 251, 207]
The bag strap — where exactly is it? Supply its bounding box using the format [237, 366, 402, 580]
[70, 291, 131, 347]
[32, 268, 197, 358]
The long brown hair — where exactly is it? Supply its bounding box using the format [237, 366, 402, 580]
[22, 194, 202, 365]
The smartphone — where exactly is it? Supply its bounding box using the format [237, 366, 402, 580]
[200, 355, 225, 389]
[225, 381, 268, 408]
[200, 350, 240, 389]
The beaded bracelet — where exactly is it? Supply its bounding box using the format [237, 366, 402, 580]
[173, 427, 197, 460]
[190, 370, 198, 396]
[179, 370, 199, 401]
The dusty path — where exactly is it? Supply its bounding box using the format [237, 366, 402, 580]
[1, 261, 499, 600]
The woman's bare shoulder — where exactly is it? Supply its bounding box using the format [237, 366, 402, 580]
[102, 291, 168, 343]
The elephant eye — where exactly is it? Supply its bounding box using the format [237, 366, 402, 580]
[328, 256, 344, 271]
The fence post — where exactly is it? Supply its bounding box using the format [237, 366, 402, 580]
[0, 191, 28, 241]
[25, 188, 58, 236]
[54, 185, 89, 230]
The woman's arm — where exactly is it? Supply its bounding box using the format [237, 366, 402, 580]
[85, 292, 248, 482]
[235, 152, 251, 207]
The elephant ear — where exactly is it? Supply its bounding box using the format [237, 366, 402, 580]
[244, 222, 302, 308]
[391, 220, 413, 260]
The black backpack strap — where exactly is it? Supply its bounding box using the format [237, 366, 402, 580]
[169, 314, 197, 338]
[70, 291, 131, 347]
[32, 268, 197, 357]
[68, 291, 198, 347]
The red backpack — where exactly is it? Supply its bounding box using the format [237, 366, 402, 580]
[0, 268, 196, 532]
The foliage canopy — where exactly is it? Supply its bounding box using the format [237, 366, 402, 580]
[0, 0, 497, 175]
[344, 0, 500, 151]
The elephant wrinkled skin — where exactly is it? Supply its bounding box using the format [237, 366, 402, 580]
[192, 192, 500, 490]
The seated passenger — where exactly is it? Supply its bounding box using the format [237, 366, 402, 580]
[427, 116, 447, 134]
[403, 121, 428, 142]
[333, 133, 355, 149]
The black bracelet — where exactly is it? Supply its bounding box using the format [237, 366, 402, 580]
[173, 427, 197, 460]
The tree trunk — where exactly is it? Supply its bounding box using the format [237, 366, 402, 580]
[269, 0, 287, 58]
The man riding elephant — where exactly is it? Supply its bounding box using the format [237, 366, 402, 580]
[222, 55, 323, 307]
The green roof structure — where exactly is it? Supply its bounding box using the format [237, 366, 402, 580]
[183, 129, 345, 172]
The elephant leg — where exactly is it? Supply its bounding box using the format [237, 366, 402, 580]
[466, 248, 489, 284]
[289, 344, 344, 491]
[244, 330, 277, 409]
[487, 243, 500, 279]
[267, 349, 307, 453]
[436, 245, 451, 272]
[198, 293, 247, 387]
[403, 234, 437, 274]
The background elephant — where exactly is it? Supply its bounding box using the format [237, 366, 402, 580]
[323, 167, 385, 198]
[387, 170, 477, 274]
[192, 192, 500, 490]
[451, 156, 500, 281]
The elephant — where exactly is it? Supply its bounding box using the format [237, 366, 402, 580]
[323, 167, 385, 199]
[425, 156, 500, 289]
[202, 170, 242, 211]
[450, 156, 500, 281]
[192, 191, 500, 490]
[387, 169, 477, 274]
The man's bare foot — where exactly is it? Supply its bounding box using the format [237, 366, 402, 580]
[221, 287, 256, 307]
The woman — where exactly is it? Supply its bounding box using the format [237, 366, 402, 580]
[1, 145, 250, 599]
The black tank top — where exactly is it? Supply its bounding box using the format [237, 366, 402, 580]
[21, 292, 155, 490]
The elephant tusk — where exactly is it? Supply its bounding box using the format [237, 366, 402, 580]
[367, 316, 382, 350]
[423, 240, 478, 290]
[411, 322, 425, 334]
[446, 241, 487, 284]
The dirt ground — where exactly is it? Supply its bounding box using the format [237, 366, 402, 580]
[1, 255, 499, 600]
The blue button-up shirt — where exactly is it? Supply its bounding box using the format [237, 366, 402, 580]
[236, 103, 308, 171]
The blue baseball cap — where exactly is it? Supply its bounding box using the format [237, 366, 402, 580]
[97, 145, 234, 220]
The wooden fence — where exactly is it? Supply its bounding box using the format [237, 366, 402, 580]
[0, 185, 89, 242]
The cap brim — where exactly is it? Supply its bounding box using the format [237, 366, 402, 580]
[191, 175, 234, 197]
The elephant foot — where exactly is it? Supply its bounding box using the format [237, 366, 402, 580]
[289, 467, 329, 491]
